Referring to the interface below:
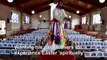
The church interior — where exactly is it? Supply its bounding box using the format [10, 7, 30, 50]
[0, 0, 107, 60]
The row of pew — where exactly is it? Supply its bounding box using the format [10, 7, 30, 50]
[0, 29, 49, 55]
[66, 29, 107, 57]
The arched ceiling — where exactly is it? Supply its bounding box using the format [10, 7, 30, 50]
[0, 0, 107, 15]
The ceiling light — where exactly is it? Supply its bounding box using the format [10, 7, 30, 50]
[7, 0, 13, 3]
[31, 11, 35, 14]
[39, 15, 42, 18]
[99, 0, 105, 3]
[76, 10, 80, 14]
[69, 16, 71, 18]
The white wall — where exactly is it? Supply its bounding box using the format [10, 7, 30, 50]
[31, 10, 50, 29]
[65, 11, 80, 29]
[39, 22, 49, 29]
[31, 10, 80, 29]
[72, 14, 80, 29]
[31, 14, 39, 29]
[38, 10, 50, 20]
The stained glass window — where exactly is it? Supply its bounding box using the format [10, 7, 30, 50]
[25, 16, 30, 24]
[82, 16, 86, 24]
[0, 20, 6, 35]
[11, 11, 19, 23]
[93, 13, 101, 24]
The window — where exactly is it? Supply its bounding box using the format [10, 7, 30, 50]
[82, 16, 86, 24]
[11, 11, 19, 23]
[0, 20, 6, 35]
[24, 16, 30, 24]
[93, 13, 101, 24]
